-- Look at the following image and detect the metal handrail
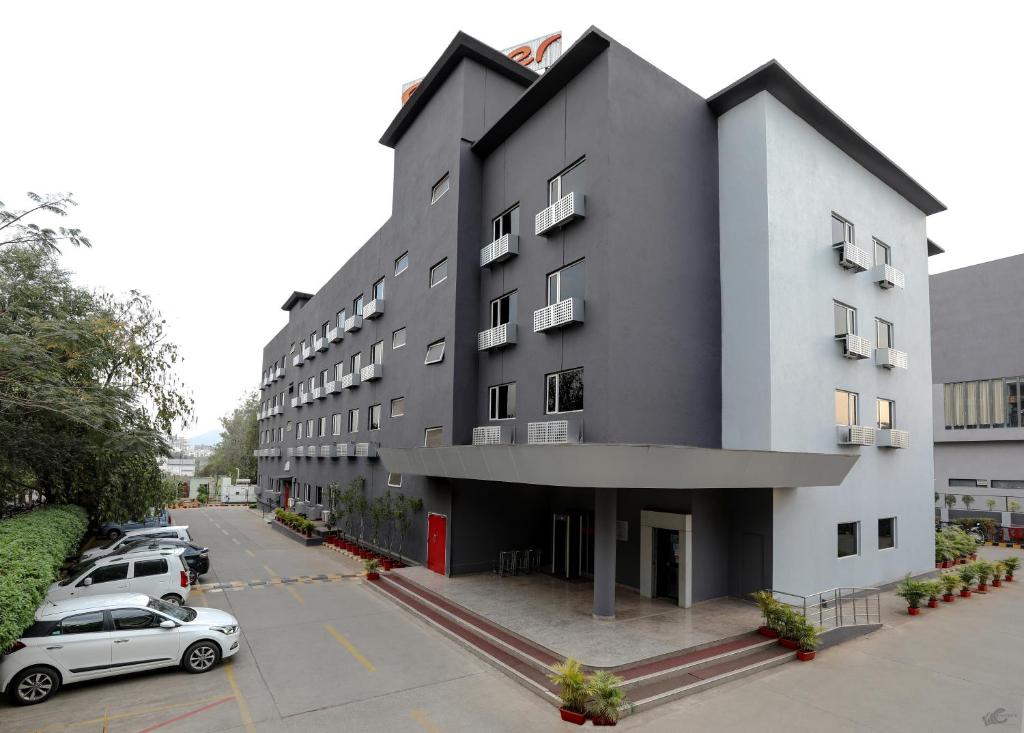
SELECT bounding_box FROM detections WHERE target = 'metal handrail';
[770,586,881,630]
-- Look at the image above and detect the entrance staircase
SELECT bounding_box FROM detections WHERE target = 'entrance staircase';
[366,572,818,715]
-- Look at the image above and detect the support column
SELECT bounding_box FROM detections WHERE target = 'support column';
[593,486,617,620]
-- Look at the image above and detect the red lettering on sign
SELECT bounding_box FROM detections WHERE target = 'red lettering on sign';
[507,46,533,66]
[402,82,420,104]
[535,33,561,64]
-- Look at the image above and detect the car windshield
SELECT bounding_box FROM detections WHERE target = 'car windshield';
[59,559,97,585]
[147,597,197,622]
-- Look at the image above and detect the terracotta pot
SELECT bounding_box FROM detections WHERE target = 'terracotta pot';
[960,589,972,598]
[993,579,1002,587]
[942,561,951,568]
[382,559,393,571]
[927,599,939,609]
[978,583,988,592]
[592,715,617,726]
[942,593,955,603]
[366,571,380,581]
[758,626,779,639]
[558,709,586,725]
[796,650,816,662]
[779,638,799,650]
[1006,575,1014,582]
[907,606,920,616]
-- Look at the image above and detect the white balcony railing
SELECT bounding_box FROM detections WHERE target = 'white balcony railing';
[275,366,285,380]
[837,425,876,446]
[527,418,581,445]
[344,315,363,333]
[838,333,872,360]
[472,424,514,445]
[534,298,584,333]
[314,336,328,353]
[305,445,317,458]
[354,442,378,458]
[875,347,908,370]
[870,263,905,290]
[327,326,343,344]
[341,372,360,389]
[360,363,382,382]
[834,242,871,272]
[319,445,331,458]
[363,299,384,319]
[877,429,910,449]
[328,443,346,458]
[535,192,585,236]
[480,233,519,267]
[272,405,283,416]
[478,323,517,351]
[312,387,324,400]
[302,344,312,361]
[292,446,303,459]
[269,447,281,457]
[324,380,341,395]
[292,353,303,368]
[290,396,299,409]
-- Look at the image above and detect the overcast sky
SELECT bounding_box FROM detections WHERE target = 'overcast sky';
[3,2,1020,437]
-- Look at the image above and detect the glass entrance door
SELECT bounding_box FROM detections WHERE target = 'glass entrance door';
[655,528,680,600]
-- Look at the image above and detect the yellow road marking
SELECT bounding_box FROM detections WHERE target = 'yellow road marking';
[190,587,207,607]
[410,709,446,733]
[285,585,305,604]
[33,696,228,732]
[245,549,256,557]
[324,623,376,672]
[225,662,256,733]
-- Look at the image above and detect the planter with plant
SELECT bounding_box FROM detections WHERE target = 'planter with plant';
[896,574,928,615]
[992,561,1005,587]
[939,572,959,602]
[777,606,802,649]
[1002,556,1019,581]
[922,579,943,609]
[585,671,632,726]
[549,658,588,725]
[956,563,977,597]
[751,590,782,638]
[974,560,993,591]
[363,557,381,581]
[792,616,821,661]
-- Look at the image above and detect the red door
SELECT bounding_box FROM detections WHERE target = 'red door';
[282,480,291,509]
[427,513,447,575]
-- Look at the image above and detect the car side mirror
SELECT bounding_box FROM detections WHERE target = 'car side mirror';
[82,577,93,586]
[159,619,176,629]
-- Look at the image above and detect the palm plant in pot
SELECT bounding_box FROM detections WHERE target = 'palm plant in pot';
[939,572,959,602]
[956,563,977,597]
[584,670,632,726]
[1002,556,1020,581]
[549,658,587,724]
[777,606,802,649]
[895,574,928,615]
[992,561,1005,587]
[974,560,994,591]
[922,579,943,608]
[751,590,782,638]
[363,557,381,581]
[792,616,821,661]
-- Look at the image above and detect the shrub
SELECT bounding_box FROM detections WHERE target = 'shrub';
[585,670,632,723]
[1002,556,1020,576]
[954,517,997,542]
[789,615,821,652]
[750,590,782,630]
[549,657,587,714]
[895,574,929,609]
[0,505,88,651]
[363,557,381,573]
[941,526,975,559]
[776,605,804,640]
[939,572,959,596]
[974,560,994,585]
[956,563,978,590]
[921,579,943,602]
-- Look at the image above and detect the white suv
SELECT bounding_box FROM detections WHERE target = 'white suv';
[80,526,192,562]
[47,548,191,605]
[1,593,241,705]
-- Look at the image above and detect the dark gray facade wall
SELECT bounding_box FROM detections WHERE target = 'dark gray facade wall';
[930,253,1024,383]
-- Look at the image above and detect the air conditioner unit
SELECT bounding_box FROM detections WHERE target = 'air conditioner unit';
[321,510,331,523]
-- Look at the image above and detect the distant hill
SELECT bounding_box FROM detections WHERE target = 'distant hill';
[190,429,222,447]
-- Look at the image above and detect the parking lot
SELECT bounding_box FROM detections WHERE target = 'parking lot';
[1,507,565,732]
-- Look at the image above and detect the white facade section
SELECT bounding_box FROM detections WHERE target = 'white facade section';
[719,92,934,596]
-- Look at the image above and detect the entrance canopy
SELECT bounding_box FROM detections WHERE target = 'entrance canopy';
[379,443,857,489]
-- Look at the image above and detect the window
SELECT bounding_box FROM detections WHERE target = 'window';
[372,278,385,301]
[111,608,158,630]
[337,309,347,329]
[992,479,1024,490]
[334,362,344,381]
[368,404,382,430]
[305,484,311,502]
[84,563,128,586]
[876,398,894,430]
[288,382,294,394]
[307,376,314,392]
[316,486,323,506]
[425,339,446,364]
[1008,378,1020,427]
[835,389,858,426]
[875,318,893,349]
[546,368,583,414]
[873,239,891,266]
[392,327,406,349]
[395,252,409,276]
[289,342,296,354]
[388,472,403,488]
[831,213,854,246]
[353,295,364,317]
[332,413,342,435]
[430,173,450,204]
[489,383,516,420]
[490,291,517,328]
[429,259,448,287]
[350,352,362,374]
[133,559,168,578]
[838,522,860,558]
[306,418,313,436]
[948,478,980,488]
[319,416,327,437]
[321,321,330,339]
[548,158,584,205]
[309,331,317,348]
[370,341,384,365]
[319,368,328,388]
[60,612,105,635]
[833,301,856,337]
[297,422,304,440]
[390,397,405,418]
[424,426,443,448]
[492,205,520,240]
[348,409,359,433]
[878,517,896,550]
[547,260,585,305]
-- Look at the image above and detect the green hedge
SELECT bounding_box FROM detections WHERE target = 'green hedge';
[0,505,88,651]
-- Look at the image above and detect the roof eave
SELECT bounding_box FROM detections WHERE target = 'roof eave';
[281,291,313,311]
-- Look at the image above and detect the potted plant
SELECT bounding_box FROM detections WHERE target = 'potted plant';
[549,658,587,725]
[956,563,977,597]
[381,557,394,571]
[939,572,959,602]
[1010,500,1021,514]
[922,579,943,608]
[751,590,781,638]
[895,574,928,615]
[793,617,821,661]
[1002,556,1020,581]
[584,670,632,726]
[364,557,381,581]
[975,560,993,591]
[992,561,1005,587]
[777,607,802,649]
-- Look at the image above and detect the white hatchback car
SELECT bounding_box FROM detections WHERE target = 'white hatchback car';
[79,526,192,562]
[47,548,192,606]
[0,593,241,705]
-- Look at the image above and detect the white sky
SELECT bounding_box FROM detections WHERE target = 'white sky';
[3,1,1020,436]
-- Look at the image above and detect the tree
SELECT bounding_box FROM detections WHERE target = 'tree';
[201,393,258,481]
[962,494,975,511]
[944,494,957,510]
[1,193,92,254]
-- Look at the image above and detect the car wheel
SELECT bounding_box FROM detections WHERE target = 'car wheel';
[107,529,123,541]
[8,666,60,705]
[161,594,183,606]
[188,569,198,586]
[182,641,221,673]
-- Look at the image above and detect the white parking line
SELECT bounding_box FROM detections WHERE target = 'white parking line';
[232,538,240,545]
[222,529,229,536]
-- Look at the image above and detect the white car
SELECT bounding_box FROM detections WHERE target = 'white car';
[1,593,241,705]
[79,526,192,562]
[47,548,191,606]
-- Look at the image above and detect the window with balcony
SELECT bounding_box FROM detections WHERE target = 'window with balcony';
[290,342,296,354]
[491,291,517,328]
[318,416,327,437]
[370,341,384,365]
[546,368,583,414]
[388,472,403,488]
[391,396,405,417]
[392,327,406,349]
[353,295,363,317]
[319,369,328,388]
[306,418,313,436]
[876,398,894,430]
[493,205,520,240]
[831,213,854,247]
[548,259,585,305]
[838,521,860,558]
[288,382,294,394]
[873,239,891,266]
[424,426,443,447]
[548,158,584,205]
[316,486,323,506]
[307,376,314,392]
[350,352,362,374]
[337,309,347,329]
[430,259,448,287]
[348,408,359,433]
[332,413,342,435]
[373,277,385,301]
[875,318,893,348]
[334,362,344,381]
[878,517,896,550]
[309,331,317,348]
[321,321,330,339]
[368,404,382,431]
[833,301,856,337]
[425,339,445,364]
[430,173,450,204]
[297,422,304,440]
[395,252,409,276]
[835,389,858,426]
[489,383,516,420]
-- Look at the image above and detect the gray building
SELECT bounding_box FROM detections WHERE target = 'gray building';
[931,254,1024,530]
[255,28,943,617]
